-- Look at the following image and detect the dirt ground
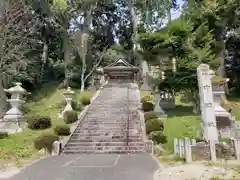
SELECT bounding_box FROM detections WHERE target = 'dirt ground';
[154,160,240,180]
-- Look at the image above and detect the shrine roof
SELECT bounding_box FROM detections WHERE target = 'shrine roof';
[104,58,137,68]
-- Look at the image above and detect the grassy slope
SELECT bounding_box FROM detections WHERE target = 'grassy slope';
[0,82,93,167]
[225,95,240,120]
[140,91,201,151]
[164,96,201,150]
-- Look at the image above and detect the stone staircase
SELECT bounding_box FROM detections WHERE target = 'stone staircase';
[62,82,145,154]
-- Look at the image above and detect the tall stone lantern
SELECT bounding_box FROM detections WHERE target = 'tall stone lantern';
[96,66,105,87]
[61,87,74,117]
[1,82,29,133]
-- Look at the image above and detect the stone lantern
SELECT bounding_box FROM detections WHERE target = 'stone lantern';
[61,87,74,117]
[1,82,29,133]
[154,88,167,118]
[96,66,105,86]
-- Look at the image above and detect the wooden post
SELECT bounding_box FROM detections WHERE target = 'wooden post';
[179,139,184,157]
[173,138,179,155]
[184,137,192,163]
[232,139,240,160]
[209,140,217,161]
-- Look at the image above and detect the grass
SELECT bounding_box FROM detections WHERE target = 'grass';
[140,90,202,151]
[0,81,93,167]
[224,94,240,120]
[164,104,201,150]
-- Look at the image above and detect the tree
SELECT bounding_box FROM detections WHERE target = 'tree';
[0,0,37,116]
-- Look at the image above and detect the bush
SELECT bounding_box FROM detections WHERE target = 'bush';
[72,100,83,111]
[63,111,78,124]
[142,101,154,112]
[54,125,71,136]
[57,100,82,111]
[0,132,8,139]
[145,118,164,134]
[80,95,91,106]
[149,131,167,144]
[34,133,59,153]
[27,116,52,130]
[144,111,158,122]
[141,95,154,103]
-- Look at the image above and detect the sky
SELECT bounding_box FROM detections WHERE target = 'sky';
[161,0,184,27]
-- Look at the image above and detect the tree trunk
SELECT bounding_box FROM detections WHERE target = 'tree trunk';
[63,30,70,88]
[129,0,138,65]
[0,81,7,118]
[41,42,48,80]
[192,90,201,114]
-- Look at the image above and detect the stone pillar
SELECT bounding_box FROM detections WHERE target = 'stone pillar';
[1,82,29,133]
[197,64,218,142]
[184,137,192,163]
[61,87,74,116]
[172,57,177,73]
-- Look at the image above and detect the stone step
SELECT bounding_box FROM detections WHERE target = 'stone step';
[63,149,145,154]
[69,137,143,142]
[74,129,141,133]
[70,136,142,140]
[64,146,145,151]
[67,142,144,146]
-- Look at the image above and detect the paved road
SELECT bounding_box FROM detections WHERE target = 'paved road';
[5,153,159,180]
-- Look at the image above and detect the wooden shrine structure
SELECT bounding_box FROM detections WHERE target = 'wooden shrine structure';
[103,58,141,81]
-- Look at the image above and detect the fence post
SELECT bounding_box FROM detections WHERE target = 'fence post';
[232,139,240,160]
[184,137,192,163]
[179,139,184,157]
[173,138,179,155]
[191,139,196,146]
[209,140,217,161]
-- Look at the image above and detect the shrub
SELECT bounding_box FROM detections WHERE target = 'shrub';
[80,95,91,106]
[144,111,158,122]
[149,131,167,144]
[141,95,154,103]
[142,101,154,112]
[57,100,82,111]
[54,125,71,136]
[27,116,52,130]
[72,100,83,111]
[34,133,59,153]
[63,111,78,124]
[145,118,164,134]
[0,132,8,139]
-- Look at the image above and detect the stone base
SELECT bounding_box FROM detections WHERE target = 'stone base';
[144,140,154,154]
[159,101,175,109]
[0,120,24,134]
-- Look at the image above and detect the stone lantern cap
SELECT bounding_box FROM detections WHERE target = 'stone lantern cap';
[4,82,29,95]
[63,87,74,96]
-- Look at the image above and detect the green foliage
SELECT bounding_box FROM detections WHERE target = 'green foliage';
[149,131,167,144]
[80,95,91,106]
[141,95,154,103]
[142,101,155,112]
[58,100,82,111]
[27,116,52,130]
[54,125,71,136]
[0,132,8,139]
[145,118,164,134]
[63,111,78,124]
[34,133,59,153]
[144,111,159,122]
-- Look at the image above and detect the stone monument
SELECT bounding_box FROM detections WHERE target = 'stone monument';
[61,87,74,117]
[154,90,167,118]
[197,64,218,142]
[0,82,29,133]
